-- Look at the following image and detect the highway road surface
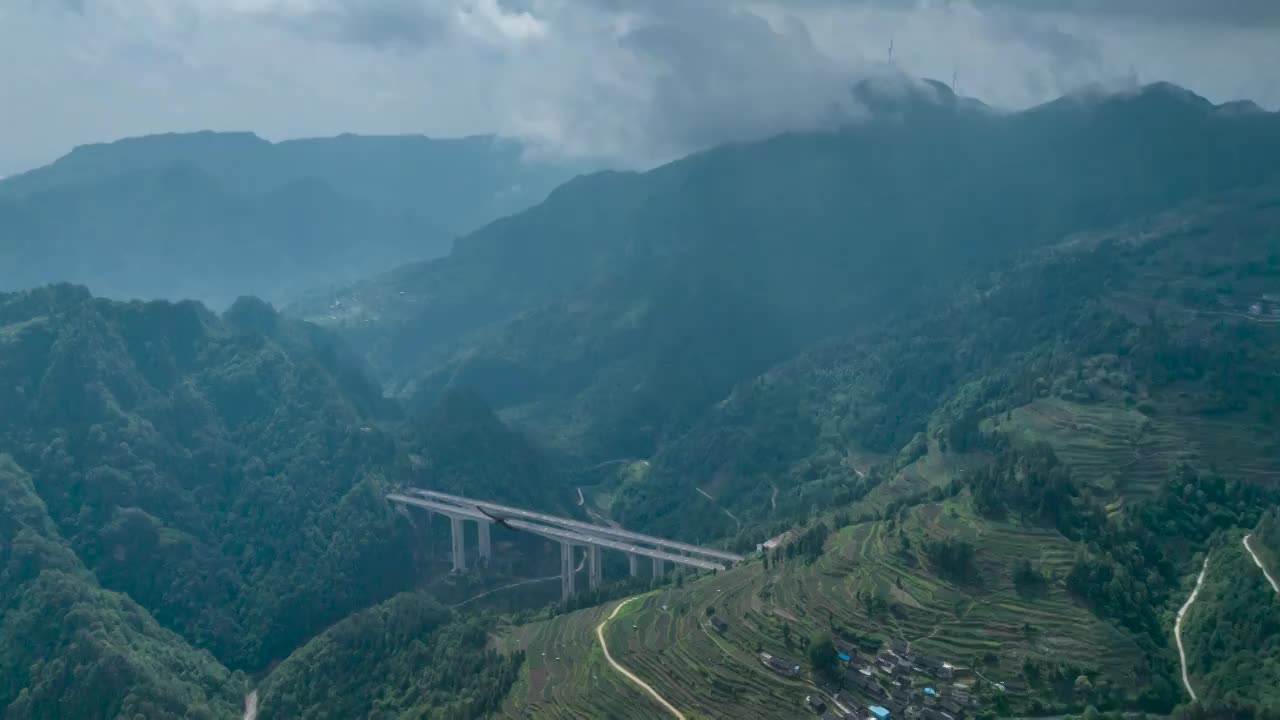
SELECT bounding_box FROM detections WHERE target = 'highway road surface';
[411,489,744,563]
[387,493,728,572]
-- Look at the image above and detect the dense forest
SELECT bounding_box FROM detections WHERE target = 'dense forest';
[0,455,242,719]
[259,592,522,719]
[0,285,571,717]
[1180,533,1280,712]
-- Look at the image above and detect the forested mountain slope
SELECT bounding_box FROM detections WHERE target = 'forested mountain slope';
[0,285,571,682]
[492,186,1280,719]
[0,455,242,719]
[616,186,1280,542]
[0,132,582,308]
[298,82,1280,465]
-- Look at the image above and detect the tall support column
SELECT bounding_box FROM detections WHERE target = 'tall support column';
[629,554,640,577]
[560,542,576,601]
[588,545,603,591]
[450,515,466,572]
[477,520,491,563]
[652,556,665,580]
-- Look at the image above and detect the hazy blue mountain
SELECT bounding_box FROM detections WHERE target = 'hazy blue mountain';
[296,81,1280,461]
[0,132,586,308]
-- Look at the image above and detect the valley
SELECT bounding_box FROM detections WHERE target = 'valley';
[3,77,1280,720]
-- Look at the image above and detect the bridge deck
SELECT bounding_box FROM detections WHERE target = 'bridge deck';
[409,488,745,563]
[386,493,726,572]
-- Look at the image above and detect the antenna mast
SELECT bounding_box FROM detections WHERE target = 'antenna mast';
[888,39,894,63]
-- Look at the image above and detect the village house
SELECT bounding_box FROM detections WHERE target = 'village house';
[709,615,729,633]
[761,652,800,677]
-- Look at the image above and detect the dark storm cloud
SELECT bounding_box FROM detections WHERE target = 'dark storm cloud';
[605,4,865,156]
[262,0,452,49]
[788,0,1280,25]
[988,0,1280,25]
[2,0,1278,177]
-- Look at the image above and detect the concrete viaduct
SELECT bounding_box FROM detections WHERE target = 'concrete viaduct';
[387,489,744,601]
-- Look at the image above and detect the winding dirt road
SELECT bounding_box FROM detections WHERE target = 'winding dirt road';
[1175,556,1209,701]
[596,597,685,720]
[242,690,258,720]
[1243,534,1280,594]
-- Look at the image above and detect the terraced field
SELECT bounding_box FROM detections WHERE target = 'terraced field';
[996,396,1280,502]
[495,492,1147,718]
[495,603,654,720]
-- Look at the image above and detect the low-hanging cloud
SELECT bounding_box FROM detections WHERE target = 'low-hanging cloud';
[1,0,1277,177]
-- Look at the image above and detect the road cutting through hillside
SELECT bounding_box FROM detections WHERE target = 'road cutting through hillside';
[1243,534,1280,594]
[1175,556,1209,701]
[597,597,685,720]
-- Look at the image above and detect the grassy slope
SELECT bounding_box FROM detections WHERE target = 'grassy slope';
[495,489,1144,719]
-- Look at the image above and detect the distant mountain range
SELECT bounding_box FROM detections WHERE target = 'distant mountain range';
[5,78,1280,718]
[294,80,1280,462]
[0,131,586,308]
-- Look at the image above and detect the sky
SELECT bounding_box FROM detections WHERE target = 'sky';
[1,0,1278,176]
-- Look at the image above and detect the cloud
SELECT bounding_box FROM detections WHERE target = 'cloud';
[1,0,1278,177]
[787,0,1280,26]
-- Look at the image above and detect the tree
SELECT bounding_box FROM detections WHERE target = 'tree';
[808,632,838,678]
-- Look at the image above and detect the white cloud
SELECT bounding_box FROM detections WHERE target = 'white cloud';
[1,0,1277,176]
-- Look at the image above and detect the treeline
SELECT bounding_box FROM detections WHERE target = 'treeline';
[259,592,523,720]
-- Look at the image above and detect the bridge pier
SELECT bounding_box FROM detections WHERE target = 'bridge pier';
[450,515,466,571]
[588,545,602,591]
[652,556,665,580]
[560,541,576,601]
[629,553,640,577]
[478,520,491,563]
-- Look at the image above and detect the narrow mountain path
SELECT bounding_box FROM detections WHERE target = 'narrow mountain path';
[242,690,258,720]
[1243,534,1280,594]
[596,597,685,720]
[1175,556,1210,701]
[695,488,742,530]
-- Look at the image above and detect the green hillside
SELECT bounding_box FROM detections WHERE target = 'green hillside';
[0,285,572,679]
[481,181,1280,718]
[1180,531,1280,713]
[299,82,1280,470]
[0,455,243,719]
[258,592,522,720]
